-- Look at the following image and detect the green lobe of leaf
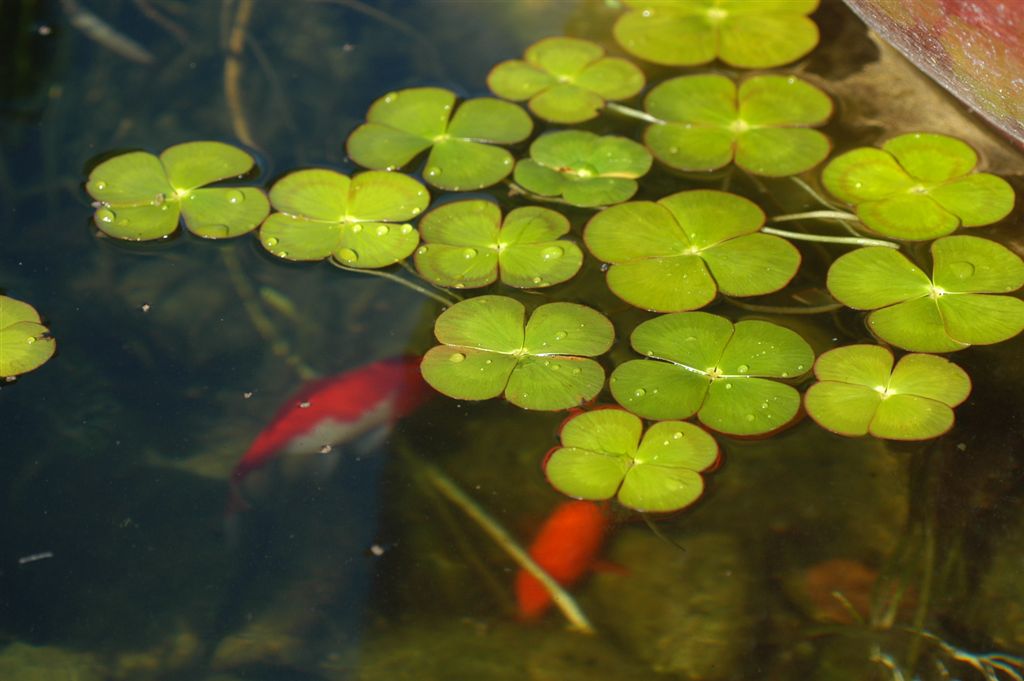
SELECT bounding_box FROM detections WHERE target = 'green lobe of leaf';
[487,60,553,100]
[888,353,971,406]
[718,14,819,68]
[718,320,812,377]
[346,122,433,170]
[822,148,914,203]
[180,187,269,239]
[735,127,829,177]
[160,141,256,191]
[827,247,931,309]
[938,294,1024,346]
[618,465,705,513]
[882,133,977,183]
[524,303,613,356]
[425,138,515,191]
[87,152,172,204]
[269,169,351,220]
[857,194,959,240]
[870,394,954,440]
[701,378,801,436]
[421,346,516,401]
[867,298,967,353]
[505,356,605,410]
[931,235,1024,293]
[804,382,880,437]
[94,202,180,241]
[545,447,632,500]
[927,174,1014,227]
[447,98,532,143]
[0,296,56,377]
[434,295,525,353]
[700,233,800,297]
[610,360,710,421]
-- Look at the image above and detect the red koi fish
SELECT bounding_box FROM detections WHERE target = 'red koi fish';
[515,500,610,620]
[228,356,433,513]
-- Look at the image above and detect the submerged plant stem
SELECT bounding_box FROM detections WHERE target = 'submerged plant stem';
[420,461,596,634]
[605,102,665,125]
[789,176,845,211]
[772,209,861,223]
[224,0,257,148]
[221,248,320,381]
[329,259,458,307]
[762,226,900,249]
[723,296,844,315]
[505,180,577,207]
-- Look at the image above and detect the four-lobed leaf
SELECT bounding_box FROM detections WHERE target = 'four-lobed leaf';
[644,74,832,176]
[822,133,1015,240]
[584,190,800,312]
[514,130,653,207]
[544,408,719,512]
[487,36,645,124]
[86,141,269,241]
[259,169,428,268]
[611,312,814,436]
[346,87,532,191]
[827,236,1024,352]
[614,0,820,68]
[1,295,56,377]
[421,295,614,410]
[414,200,583,288]
[804,345,971,440]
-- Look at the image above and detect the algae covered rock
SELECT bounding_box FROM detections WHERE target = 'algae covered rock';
[351,619,651,681]
[589,530,757,680]
[0,642,104,681]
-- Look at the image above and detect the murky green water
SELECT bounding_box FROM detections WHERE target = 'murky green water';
[2,1,1024,680]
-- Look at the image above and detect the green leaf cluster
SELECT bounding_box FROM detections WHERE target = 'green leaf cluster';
[86,141,269,241]
[545,408,719,512]
[0,295,56,377]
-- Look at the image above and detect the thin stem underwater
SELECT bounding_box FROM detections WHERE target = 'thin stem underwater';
[328,259,460,307]
[772,209,861,223]
[762,226,900,249]
[419,460,596,634]
[604,101,665,125]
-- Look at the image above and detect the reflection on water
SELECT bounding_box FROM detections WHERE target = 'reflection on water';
[1,1,1023,680]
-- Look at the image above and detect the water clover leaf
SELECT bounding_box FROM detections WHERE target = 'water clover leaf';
[544,408,719,512]
[259,169,428,268]
[513,131,653,207]
[420,295,614,411]
[85,141,270,241]
[827,236,1024,352]
[1,295,56,377]
[613,0,820,68]
[414,200,583,288]
[345,87,532,191]
[610,312,813,436]
[821,133,1015,240]
[804,345,971,440]
[644,74,832,176]
[487,36,645,124]
[584,190,800,312]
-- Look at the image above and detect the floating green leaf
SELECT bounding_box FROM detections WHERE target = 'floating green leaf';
[487,36,645,124]
[1,295,56,377]
[644,74,831,176]
[85,141,269,241]
[345,87,532,191]
[513,130,652,207]
[584,190,800,312]
[414,200,583,288]
[610,312,813,436]
[828,236,1024,352]
[613,0,820,68]
[420,295,614,411]
[804,345,971,440]
[544,408,719,512]
[259,169,428,268]
[821,133,1015,240]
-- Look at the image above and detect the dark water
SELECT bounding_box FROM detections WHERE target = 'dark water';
[2,1,1024,680]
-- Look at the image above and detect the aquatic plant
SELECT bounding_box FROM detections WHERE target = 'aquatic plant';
[414,200,583,289]
[544,407,719,512]
[258,169,428,268]
[86,141,269,240]
[513,131,652,207]
[420,295,614,411]
[827,235,1024,352]
[487,37,645,124]
[345,87,533,191]
[610,312,813,436]
[613,0,820,68]
[643,74,832,176]
[584,190,800,312]
[0,295,56,377]
[804,345,971,440]
[821,132,1015,240]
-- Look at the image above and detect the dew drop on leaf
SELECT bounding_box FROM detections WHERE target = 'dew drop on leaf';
[554,330,567,340]
[948,261,975,279]
[425,166,442,179]
[226,189,245,204]
[376,225,390,236]
[95,181,107,190]
[338,248,359,263]
[462,247,477,259]
[400,224,413,234]
[449,352,466,363]
[634,388,646,398]
[745,414,755,422]
[737,364,749,374]
[541,246,564,260]
[672,431,683,439]
[417,246,429,255]
[351,224,363,234]
[96,208,116,224]
[265,237,279,247]
[26,336,35,345]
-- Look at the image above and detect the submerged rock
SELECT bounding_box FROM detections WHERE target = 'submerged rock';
[348,618,651,681]
[0,642,104,681]
[588,530,757,680]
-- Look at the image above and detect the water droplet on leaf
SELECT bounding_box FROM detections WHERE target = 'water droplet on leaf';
[351,224,363,234]
[737,364,749,374]
[633,388,646,398]
[95,181,107,191]
[425,166,442,178]
[554,330,567,340]
[948,261,975,279]
[541,245,563,260]
[376,225,390,236]
[449,352,466,363]
[462,247,477,259]
[400,224,413,234]
[226,189,245,204]
[338,248,359,262]
[96,208,116,224]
